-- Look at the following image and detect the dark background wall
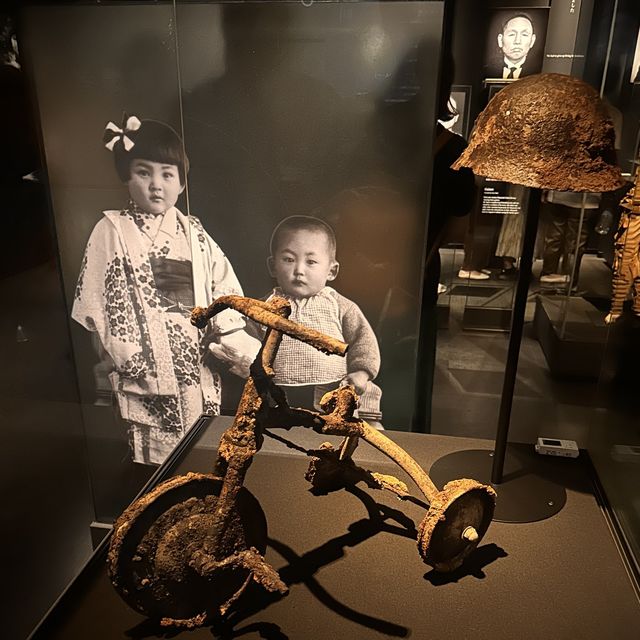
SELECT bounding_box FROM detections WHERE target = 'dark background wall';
[1,6,94,638]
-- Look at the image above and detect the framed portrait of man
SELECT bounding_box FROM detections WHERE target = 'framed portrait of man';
[483,8,549,81]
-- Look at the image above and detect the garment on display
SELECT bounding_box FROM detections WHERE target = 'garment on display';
[606,164,640,324]
[539,190,601,287]
[107,296,496,628]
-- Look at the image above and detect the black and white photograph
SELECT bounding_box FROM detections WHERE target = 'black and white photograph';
[483,7,549,80]
[23,0,444,507]
[261,215,383,426]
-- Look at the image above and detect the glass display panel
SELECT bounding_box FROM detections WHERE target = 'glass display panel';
[16,1,444,634]
[21,0,444,557]
[525,0,640,568]
[23,1,185,521]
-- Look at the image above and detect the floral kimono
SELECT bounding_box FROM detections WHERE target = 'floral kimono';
[72,203,247,464]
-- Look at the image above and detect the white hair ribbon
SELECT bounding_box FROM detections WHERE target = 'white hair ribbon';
[103,115,141,152]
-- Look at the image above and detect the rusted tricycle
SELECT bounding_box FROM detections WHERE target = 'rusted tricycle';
[108,295,496,628]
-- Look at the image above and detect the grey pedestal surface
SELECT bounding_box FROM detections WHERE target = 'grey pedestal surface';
[30,416,640,639]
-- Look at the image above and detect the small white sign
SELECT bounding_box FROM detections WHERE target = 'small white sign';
[535,437,579,458]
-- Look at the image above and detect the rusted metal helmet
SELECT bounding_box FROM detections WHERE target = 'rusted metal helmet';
[452,73,625,192]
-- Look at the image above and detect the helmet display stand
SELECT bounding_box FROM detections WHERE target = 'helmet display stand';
[429,74,625,523]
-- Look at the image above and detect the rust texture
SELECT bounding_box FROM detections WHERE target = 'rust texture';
[453,73,625,192]
[304,441,410,497]
[108,295,496,629]
[192,294,348,356]
[107,473,268,628]
[417,479,497,572]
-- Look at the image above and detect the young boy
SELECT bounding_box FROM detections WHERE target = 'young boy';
[266,215,383,425]
[72,115,259,464]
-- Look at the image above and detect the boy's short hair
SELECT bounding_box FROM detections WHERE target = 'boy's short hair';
[270,215,337,259]
[113,119,189,185]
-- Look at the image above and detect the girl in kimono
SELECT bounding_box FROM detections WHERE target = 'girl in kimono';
[72,116,259,465]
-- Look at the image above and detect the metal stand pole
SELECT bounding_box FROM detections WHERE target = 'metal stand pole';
[431,188,566,522]
[491,188,542,484]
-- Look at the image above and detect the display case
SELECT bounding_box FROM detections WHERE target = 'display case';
[21,0,444,518]
[7,2,446,637]
[5,1,640,638]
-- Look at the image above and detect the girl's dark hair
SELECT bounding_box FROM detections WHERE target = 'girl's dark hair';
[112,119,189,185]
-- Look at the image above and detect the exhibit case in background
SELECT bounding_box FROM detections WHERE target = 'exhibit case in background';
[2,0,640,638]
[431,0,640,578]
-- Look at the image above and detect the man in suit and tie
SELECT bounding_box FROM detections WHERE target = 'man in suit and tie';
[496,13,536,80]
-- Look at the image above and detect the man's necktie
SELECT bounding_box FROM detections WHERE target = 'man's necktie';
[506,66,518,79]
